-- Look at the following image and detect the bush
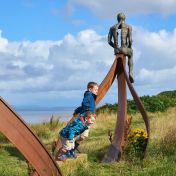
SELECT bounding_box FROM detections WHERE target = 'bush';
[96,90,176,114]
[124,128,148,158]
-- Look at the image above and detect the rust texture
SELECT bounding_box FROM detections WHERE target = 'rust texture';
[122,61,150,159]
[0,97,62,176]
[95,57,118,104]
[96,54,150,163]
[113,56,127,149]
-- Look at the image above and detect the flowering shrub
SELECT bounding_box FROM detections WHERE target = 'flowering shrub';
[125,128,148,157]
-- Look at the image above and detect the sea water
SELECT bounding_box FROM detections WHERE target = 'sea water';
[15,107,75,124]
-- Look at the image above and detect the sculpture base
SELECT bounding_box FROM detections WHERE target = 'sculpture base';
[101,144,121,163]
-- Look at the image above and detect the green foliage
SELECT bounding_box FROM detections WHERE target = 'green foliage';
[0,108,176,175]
[31,124,52,139]
[0,144,28,176]
[31,117,64,139]
[125,128,148,158]
[0,91,176,176]
[0,133,9,143]
[96,90,176,114]
[96,103,118,114]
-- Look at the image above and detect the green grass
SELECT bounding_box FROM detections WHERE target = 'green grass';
[68,107,176,176]
[0,143,29,176]
[0,118,66,176]
[0,106,176,176]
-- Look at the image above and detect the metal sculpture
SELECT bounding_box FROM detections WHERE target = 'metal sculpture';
[96,54,150,163]
[95,13,150,163]
[0,13,149,173]
[0,97,62,176]
[108,12,134,83]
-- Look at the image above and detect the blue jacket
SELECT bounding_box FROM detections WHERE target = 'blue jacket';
[74,91,96,114]
[60,115,88,140]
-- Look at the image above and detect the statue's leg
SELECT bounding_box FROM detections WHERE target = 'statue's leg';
[118,47,134,83]
[128,54,134,83]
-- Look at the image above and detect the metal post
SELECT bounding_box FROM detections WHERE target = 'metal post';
[102,54,127,163]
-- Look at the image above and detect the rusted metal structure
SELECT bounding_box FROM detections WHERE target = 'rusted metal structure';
[0,97,62,176]
[0,54,150,174]
[53,54,150,164]
[96,54,150,163]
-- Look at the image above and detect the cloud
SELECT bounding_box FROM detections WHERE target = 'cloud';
[71,19,85,26]
[0,27,176,106]
[68,0,176,18]
[133,27,176,90]
[0,29,113,95]
[137,67,176,85]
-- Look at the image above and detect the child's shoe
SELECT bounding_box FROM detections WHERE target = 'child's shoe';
[56,148,69,161]
[57,154,67,161]
[69,142,79,158]
[65,150,72,158]
[70,150,77,158]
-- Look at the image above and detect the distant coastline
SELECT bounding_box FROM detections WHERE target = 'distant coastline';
[14,107,75,124]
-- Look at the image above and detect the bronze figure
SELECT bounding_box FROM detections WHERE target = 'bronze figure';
[108,13,134,83]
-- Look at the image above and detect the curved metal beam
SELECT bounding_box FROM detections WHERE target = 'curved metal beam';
[122,62,150,158]
[96,56,119,105]
[0,97,62,176]
[102,55,127,163]
[98,54,150,162]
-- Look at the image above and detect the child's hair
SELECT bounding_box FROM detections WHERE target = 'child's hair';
[87,82,98,89]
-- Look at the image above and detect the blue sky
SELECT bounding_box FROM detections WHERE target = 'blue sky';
[1,1,176,41]
[0,0,176,108]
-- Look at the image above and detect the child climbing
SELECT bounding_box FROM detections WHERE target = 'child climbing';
[57,112,96,161]
[73,81,99,116]
[70,81,98,154]
[53,81,98,160]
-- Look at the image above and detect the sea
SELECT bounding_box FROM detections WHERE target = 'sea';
[15,107,75,124]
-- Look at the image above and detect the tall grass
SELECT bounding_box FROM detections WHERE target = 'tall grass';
[62,107,176,176]
[30,117,65,143]
[0,107,175,175]
[0,117,66,176]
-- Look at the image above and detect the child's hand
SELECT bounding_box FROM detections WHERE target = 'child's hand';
[68,140,74,143]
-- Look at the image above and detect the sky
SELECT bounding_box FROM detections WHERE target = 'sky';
[0,0,176,108]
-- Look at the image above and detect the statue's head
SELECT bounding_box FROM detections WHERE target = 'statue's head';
[117,13,126,22]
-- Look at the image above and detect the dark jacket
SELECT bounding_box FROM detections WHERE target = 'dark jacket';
[60,115,88,140]
[74,91,96,114]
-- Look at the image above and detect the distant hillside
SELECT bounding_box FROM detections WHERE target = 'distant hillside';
[96,90,176,114]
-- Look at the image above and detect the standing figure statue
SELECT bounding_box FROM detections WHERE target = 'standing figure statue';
[108,12,134,83]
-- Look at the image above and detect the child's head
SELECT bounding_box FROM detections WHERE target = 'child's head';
[87,82,99,95]
[84,111,96,125]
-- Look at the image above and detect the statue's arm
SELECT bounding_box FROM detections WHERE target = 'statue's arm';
[128,26,132,48]
[108,27,115,48]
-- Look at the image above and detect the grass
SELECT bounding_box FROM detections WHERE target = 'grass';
[0,117,66,176]
[67,107,176,176]
[0,143,29,176]
[0,107,176,175]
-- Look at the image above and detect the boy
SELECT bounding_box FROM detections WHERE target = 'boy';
[73,81,99,115]
[71,82,98,152]
[57,112,96,161]
[53,82,98,159]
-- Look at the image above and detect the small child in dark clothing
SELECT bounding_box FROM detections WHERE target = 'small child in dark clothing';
[54,82,98,160]
[69,82,98,155]
[57,112,96,161]
[73,81,98,117]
